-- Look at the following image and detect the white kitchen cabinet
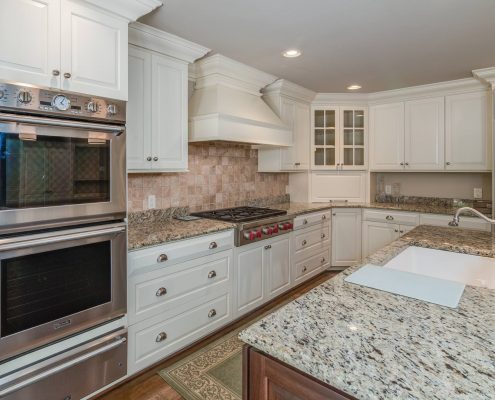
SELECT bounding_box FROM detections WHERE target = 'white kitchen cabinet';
[361,221,414,257]
[0,0,61,88]
[445,91,490,171]
[404,97,445,170]
[331,209,362,267]
[265,236,291,299]
[369,102,405,170]
[310,171,367,203]
[0,0,128,100]
[127,46,188,171]
[312,106,367,170]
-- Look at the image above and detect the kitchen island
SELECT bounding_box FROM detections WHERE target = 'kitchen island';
[239,225,495,399]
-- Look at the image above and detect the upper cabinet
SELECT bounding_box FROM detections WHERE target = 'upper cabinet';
[258,80,315,172]
[445,91,490,171]
[311,106,368,170]
[370,90,490,172]
[127,23,209,172]
[0,0,129,100]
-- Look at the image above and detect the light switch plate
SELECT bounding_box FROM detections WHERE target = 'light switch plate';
[385,184,392,195]
[474,188,482,199]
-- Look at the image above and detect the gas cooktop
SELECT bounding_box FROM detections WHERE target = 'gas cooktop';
[191,206,287,223]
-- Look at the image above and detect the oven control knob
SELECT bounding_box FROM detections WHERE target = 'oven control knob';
[107,104,118,115]
[262,227,273,235]
[244,231,256,240]
[256,230,262,238]
[87,101,99,113]
[18,90,32,104]
[278,223,285,230]
[287,223,293,230]
[273,225,279,233]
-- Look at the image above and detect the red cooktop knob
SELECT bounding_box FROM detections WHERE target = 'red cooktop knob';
[273,225,279,233]
[244,231,255,240]
[287,223,293,230]
[256,230,262,238]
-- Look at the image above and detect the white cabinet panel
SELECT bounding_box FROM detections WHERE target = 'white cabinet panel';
[310,172,367,202]
[0,0,60,88]
[362,221,399,258]
[445,91,489,171]
[61,0,127,99]
[369,102,405,170]
[127,46,152,170]
[292,101,311,169]
[404,97,445,170]
[265,236,291,299]
[235,244,265,316]
[331,209,362,267]
[151,54,188,170]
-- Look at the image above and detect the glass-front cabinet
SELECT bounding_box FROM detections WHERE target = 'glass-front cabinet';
[312,106,367,170]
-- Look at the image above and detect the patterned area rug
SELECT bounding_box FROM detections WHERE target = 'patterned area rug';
[159,327,244,400]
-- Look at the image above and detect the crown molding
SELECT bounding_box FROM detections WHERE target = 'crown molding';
[129,22,210,63]
[473,67,495,88]
[263,79,316,103]
[313,92,369,106]
[84,0,163,22]
[193,54,278,96]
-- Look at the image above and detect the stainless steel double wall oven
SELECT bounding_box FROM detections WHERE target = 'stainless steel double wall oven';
[0,82,127,365]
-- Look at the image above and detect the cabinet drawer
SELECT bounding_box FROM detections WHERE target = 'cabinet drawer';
[362,209,419,226]
[420,213,491,232]
[128,294,231,374]
[293,210,331,230]
[294,248,330,281]
[129,250,232,324]
[129,230,234,275]
[294,224,330,252]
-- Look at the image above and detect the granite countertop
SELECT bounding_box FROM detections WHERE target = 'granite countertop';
[239,225,495,400]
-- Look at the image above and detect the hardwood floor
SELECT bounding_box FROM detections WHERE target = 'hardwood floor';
[97,271,337,400]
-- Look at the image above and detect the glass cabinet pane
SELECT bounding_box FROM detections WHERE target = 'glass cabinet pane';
[355,129,364,146]
[315,129,324,145]
[344,129,354,146]
[325,148,335,165]
[315,148,324,165]
[343,148,353,165]
[343,110,353,128]
[325,129,335,146]
[314,110,324,127]
[354,110,364,128]
[325,110,335,128]
[355,148,364,165]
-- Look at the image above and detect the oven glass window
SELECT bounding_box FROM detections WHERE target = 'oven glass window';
[0,133,110,208]
[1,241,111,337]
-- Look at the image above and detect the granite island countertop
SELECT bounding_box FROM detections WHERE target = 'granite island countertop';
[239,225,495,400]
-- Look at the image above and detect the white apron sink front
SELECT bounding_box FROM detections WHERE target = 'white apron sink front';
[383,246,495,289]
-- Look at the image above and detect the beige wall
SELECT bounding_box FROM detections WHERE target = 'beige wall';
[128,143,289,212]
[373,172,492,200]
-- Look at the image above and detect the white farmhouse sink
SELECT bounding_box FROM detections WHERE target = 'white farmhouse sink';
[383,246,495,289]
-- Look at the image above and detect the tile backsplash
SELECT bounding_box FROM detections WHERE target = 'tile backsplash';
[128,142,289,212]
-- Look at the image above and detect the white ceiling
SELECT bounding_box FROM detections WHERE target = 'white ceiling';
[140,0,495,93]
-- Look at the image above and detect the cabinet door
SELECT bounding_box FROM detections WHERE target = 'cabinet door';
[127,46,152,171]
[151,53,188,171]
[331,210,362,267]
[340,107,367,170]
[310,172,367,203]
[445,91,489,171]
[405,97,445,170]
[60,0,128,100]
[369,102,405,170]
[265,236,291,299]
[235,245,265,317]
[362,221,399,258]
[283,101,310,170]
[279,98,296,170]
[312,107,339,169]
[0,0,60,88]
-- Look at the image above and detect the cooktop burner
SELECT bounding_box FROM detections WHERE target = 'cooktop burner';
[191,206,287,223]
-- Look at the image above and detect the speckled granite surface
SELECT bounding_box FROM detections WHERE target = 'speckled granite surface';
[239,225,495,400]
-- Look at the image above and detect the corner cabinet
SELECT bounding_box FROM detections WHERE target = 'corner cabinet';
[0,0,128,100]
[311,106,367,170]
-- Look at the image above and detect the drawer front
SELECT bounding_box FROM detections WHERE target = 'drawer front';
[420,213,491,232]
[129,230,234,275]
[128,294,231,374]
[294,210,331,230]
[294,224,330,252]
[362,209,419,226]
[129,250,232,324]
[294,248,330,281]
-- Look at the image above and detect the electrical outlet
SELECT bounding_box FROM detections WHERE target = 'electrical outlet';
[473,188,482,199]
[385,184,392,195]
[147,195,156,209]
[285,185,290,194]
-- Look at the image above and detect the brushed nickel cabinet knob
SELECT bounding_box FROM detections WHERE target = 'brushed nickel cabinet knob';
[156,332,167,342]
[155,287,167,297]
[63,72,71,79]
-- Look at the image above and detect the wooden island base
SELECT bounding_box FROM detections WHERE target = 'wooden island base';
[242,345,356,400]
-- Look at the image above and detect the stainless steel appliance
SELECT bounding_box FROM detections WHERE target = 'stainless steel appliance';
[191,206,294,246]
[0,221,126,361]
[0,82,126,234]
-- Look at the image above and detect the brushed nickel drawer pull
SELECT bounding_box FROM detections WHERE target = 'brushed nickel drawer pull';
[302,266,307,272]
[321,257,326,264]
[208,270,217,279]
[385,215,394,221]
[157,254,168,263]
[155,287,167,297]
[209,241,218,249]
[303,219,308,225]
[294,162,301,166]
[321,233,326,239]
[264,244,272,250]
[322,215,326,220]
[301,240,307,246]
[156,332,167,342]
[208,309,217,318]
[394,229,399,233]
[446,161,451,166]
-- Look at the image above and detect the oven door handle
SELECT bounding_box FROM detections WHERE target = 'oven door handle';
[0,336,127,397]
[0,225,126,252]
[0,113,125,135]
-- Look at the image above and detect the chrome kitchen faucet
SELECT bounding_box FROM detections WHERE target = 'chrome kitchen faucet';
[449,207,495,226]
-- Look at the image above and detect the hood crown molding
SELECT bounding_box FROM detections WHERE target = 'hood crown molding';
[473,67,495,88]
[129,22,210,63]
[263,79,316,103]
[84,0,162,21]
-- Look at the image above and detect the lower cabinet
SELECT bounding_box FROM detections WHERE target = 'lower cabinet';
[331,209,362,267]
[362,221,413,257]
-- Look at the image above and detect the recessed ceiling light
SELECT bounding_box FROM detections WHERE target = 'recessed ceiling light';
[282,49,301,58]
[347,84,362,90]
